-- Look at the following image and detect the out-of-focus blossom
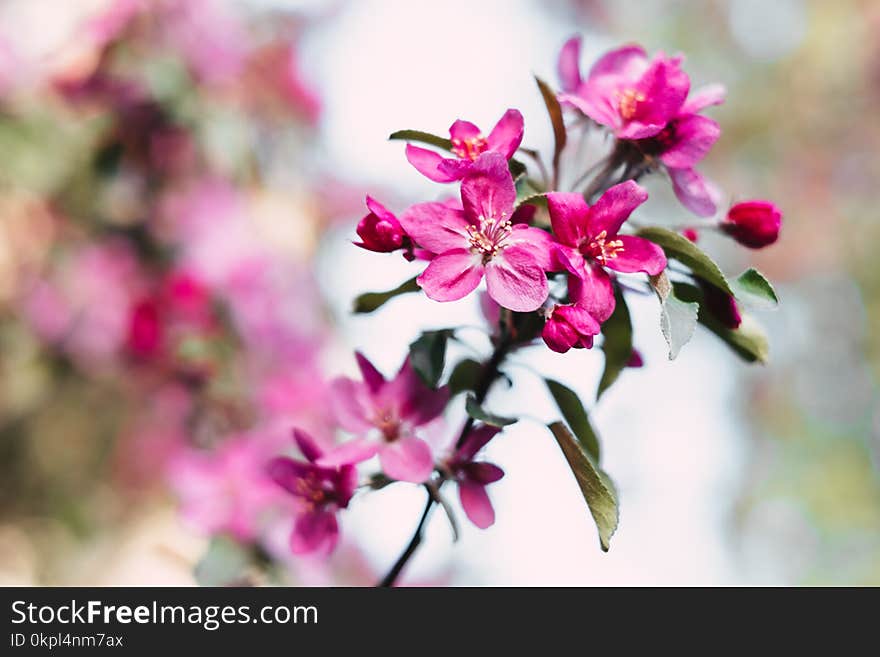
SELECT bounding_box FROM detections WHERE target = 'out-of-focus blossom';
[721,200,782,248]
[325,353,449,483]
[399,153,553,312]
[354,196,411,257]
[268,429,358,556]
[558,38,690,139]
[542,303,600,353]
[405,109,523,183]
[170,433,289,542]
[547,181,664,322]
[244,42,321,124]
[444,425,504,529]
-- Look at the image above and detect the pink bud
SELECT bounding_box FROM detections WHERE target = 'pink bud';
[354,196,407,254]
[541,304,599,354]
[681,228,699,243]
[721,200,781,249]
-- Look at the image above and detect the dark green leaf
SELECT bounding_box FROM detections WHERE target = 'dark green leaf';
[194,536,252,586]
[548,422,618,552]
[545,379,600,462]
[409,329,453,388]
[597,287,633,399]
[534,76,567,181]
[465,394,517,427]
[649,271,699,360]
[447,358,482,396]
[388,129,452,151]
[508,157,527,181]
[353,276,420,314]
[730,268,778,310]
[674,282,770,363]
[638,227,733,295]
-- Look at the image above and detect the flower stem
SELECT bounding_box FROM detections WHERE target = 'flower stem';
[376,334,513,587]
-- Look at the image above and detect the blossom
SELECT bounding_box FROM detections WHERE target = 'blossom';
[558,38,690,140]
[542,303,600,353]
[546,181,666,322]
[399,153,554,312]
[405,109,523,183]
[721,200,782,248]
[634,84,726,216]
[444,426,504,529]
[700,283,742,329]
[268,429,358,556]
[323,352,449,483]
[354,196,410,257]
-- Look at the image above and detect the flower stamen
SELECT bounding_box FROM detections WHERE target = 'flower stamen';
[617,88,646,120]
[451,135,489,161]
[586,230,625,265]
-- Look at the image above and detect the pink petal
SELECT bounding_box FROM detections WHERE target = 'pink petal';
[449,119,482,142]
[405,144,459,183]
[437,158,475,180]
[355,351,386,394]
[681,83,726,114]
[659,115,720,169]
[542,316,579,353]
[486,109,524,158]
[417,249,484,302]
[557,35,583,93]
[588,44,648,80]
[398,201,471,254]
[267,457,313,495]
[460,152,516,225]
[458,481,495,529]
[365,195,396,223]
[317,437,380,468]
[616,120,668,140]
[558,89,618,129]
[463,462,505,485]
[290,510,339,555]
[632,54,690,127]
[329,377,375,434]
[587,180,648,237]
[551,244,587,278]
[387,358,450,426]
[293,428,324,463]
[569,264,615,323]
[554,303,601,336]
[546,191,590,248]
[606,235,667,275]
[485,246,549,312]
[379,437,434,483]
[457,425,501,461]
[669,167,719,217]
[507,224,555,271]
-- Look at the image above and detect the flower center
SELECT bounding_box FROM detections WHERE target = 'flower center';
[451,135,489,161]
[584,230,624,265]
[293,473,329,508]
[617,88,646,121]
[467,214,513,263]
[373,408,402,442]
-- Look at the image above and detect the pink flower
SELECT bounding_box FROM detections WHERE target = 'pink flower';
[445,426,504,529]
[721,200,782,248]
[405,109,524,183]
[170,434,288,542]
[324,352,449,483]
[634,84,726,216]
[354,196,411,258]
[398,153,554,312]
[547,181,666,322]
[558,38,690,140]
[268,429,358,556]
[542,303,600,353]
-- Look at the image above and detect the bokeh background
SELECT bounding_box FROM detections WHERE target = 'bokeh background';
[0,0,877,586]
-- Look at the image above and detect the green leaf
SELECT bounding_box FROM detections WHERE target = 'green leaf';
[388,129,452,151]
[534,76,567,179]
[674,282,770,363]
[545,379,600,462]
[409,329,453,388]
[465,394,517,427]
[548,422,618,552]
[650,271,699,360]
[353,276,420,314]
[447,358,482,396]
[597,287,633,399]
[638,227,734,295]
[194,536,252,586]
[730,268,778,310]
[508,157,527,181]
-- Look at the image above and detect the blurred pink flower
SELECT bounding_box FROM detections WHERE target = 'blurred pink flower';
[324,352,449,483]
[268,429,358,556]
[170,432,288,542]
[558,38,690,140]
[405,109,523,183]
[445,426,504,529]
[547,182,665,322]
[399,153,554,312]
